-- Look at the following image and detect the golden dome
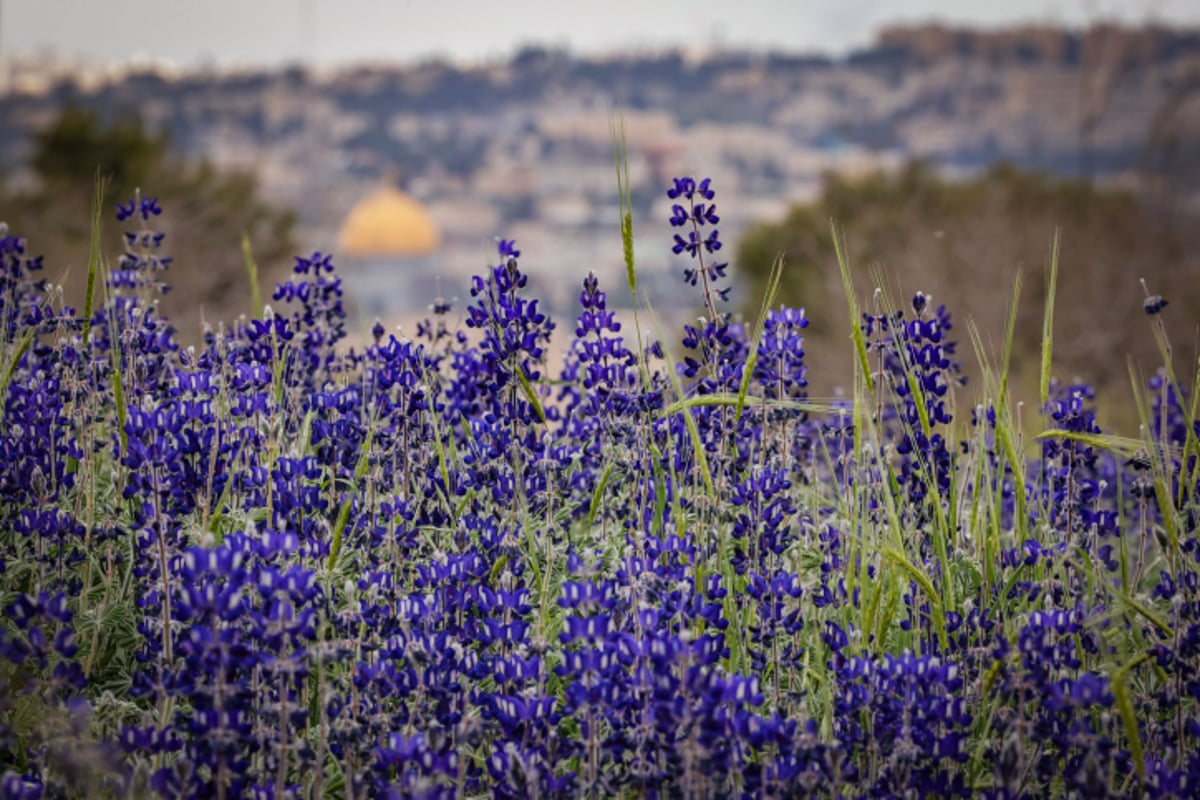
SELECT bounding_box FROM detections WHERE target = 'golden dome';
[337,185,440,257]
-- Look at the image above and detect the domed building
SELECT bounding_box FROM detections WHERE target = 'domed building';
[337,184,442,317]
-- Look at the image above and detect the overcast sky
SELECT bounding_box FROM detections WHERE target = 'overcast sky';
[2,0,1196,67]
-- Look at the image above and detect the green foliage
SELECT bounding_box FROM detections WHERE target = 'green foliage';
[3,107,296,339]
[32,108,169,189]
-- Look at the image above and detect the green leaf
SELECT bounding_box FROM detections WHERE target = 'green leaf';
[0,329,34,410]
[586,463,615,531]
[488,554,509,587]
[516,361,547,426]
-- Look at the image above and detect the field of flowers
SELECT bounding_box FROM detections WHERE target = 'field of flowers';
[0,171,1198,799]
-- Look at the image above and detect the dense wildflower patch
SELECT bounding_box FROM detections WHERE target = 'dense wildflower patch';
[0,179,1198,798]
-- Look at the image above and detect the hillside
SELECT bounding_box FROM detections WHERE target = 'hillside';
[1,24,1197,315]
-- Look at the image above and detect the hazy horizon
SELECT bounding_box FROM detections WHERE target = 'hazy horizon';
[3,0,1199,69]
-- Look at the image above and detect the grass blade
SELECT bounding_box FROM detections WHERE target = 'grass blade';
[327,426,374,575]
[428,388,454,510]
[646,299,715,498]
[610,113,636,299]
[734,253,786,426]
[80,173,106,347]
[999,269,1022,399]
[1039,230,1059,407]
[1118,591,1172,637]
[586,463,615,531]
[1034,429,1163,459]
[109,318,128,457]
[883,546,947,646]
[662,393,842,418]
[1112,652,1150,780]
[831,221,873,394]
[242,230,264,319]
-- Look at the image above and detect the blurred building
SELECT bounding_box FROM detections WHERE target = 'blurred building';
[336,183,442,316]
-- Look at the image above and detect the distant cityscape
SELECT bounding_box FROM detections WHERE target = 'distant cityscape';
[1,24,1198,314]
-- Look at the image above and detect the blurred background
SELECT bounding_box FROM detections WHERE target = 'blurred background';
[1,0,1198,417]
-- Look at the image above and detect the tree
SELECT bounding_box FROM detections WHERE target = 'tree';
[31,106,168,189]
[2,107,297,340]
